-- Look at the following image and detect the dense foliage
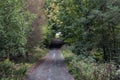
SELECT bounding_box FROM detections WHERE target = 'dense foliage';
[46,0,120,63]
[0,0,33,59]
[0,0,119,80]
[0,48,47,80]
[0,59,30,80]
[63,48,120,80]
[0,0,39,79]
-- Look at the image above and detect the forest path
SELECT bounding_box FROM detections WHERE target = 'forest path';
[25,49,74,80]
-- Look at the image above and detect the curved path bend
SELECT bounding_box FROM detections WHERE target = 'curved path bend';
[25,49,74,80]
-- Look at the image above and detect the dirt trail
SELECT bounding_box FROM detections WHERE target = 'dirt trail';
[25,49,74,80]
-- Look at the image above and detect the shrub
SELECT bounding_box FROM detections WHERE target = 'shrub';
[0,0,34,59]
[64,53,118,80]
[0,59,31,80]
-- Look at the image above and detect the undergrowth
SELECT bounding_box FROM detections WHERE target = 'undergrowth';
[62,46,120,80]
[0,47,48,80]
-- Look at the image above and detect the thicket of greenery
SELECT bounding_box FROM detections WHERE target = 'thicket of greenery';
[0,0,33,59]
[46,0,120,63]
[0,0,47,79]
[45,0,120,80]
[0,59,30,80]
[0,0,119,80]
[62,47,120,80]
[0,0,33,79]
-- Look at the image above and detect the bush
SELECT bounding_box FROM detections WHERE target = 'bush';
[0,59,31,80]
[0,47,47,80]
[66,55,118,80]
[63,48,119,80]
[0,0,34,59]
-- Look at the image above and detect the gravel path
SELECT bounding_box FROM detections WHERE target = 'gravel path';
[25,49,74,80]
